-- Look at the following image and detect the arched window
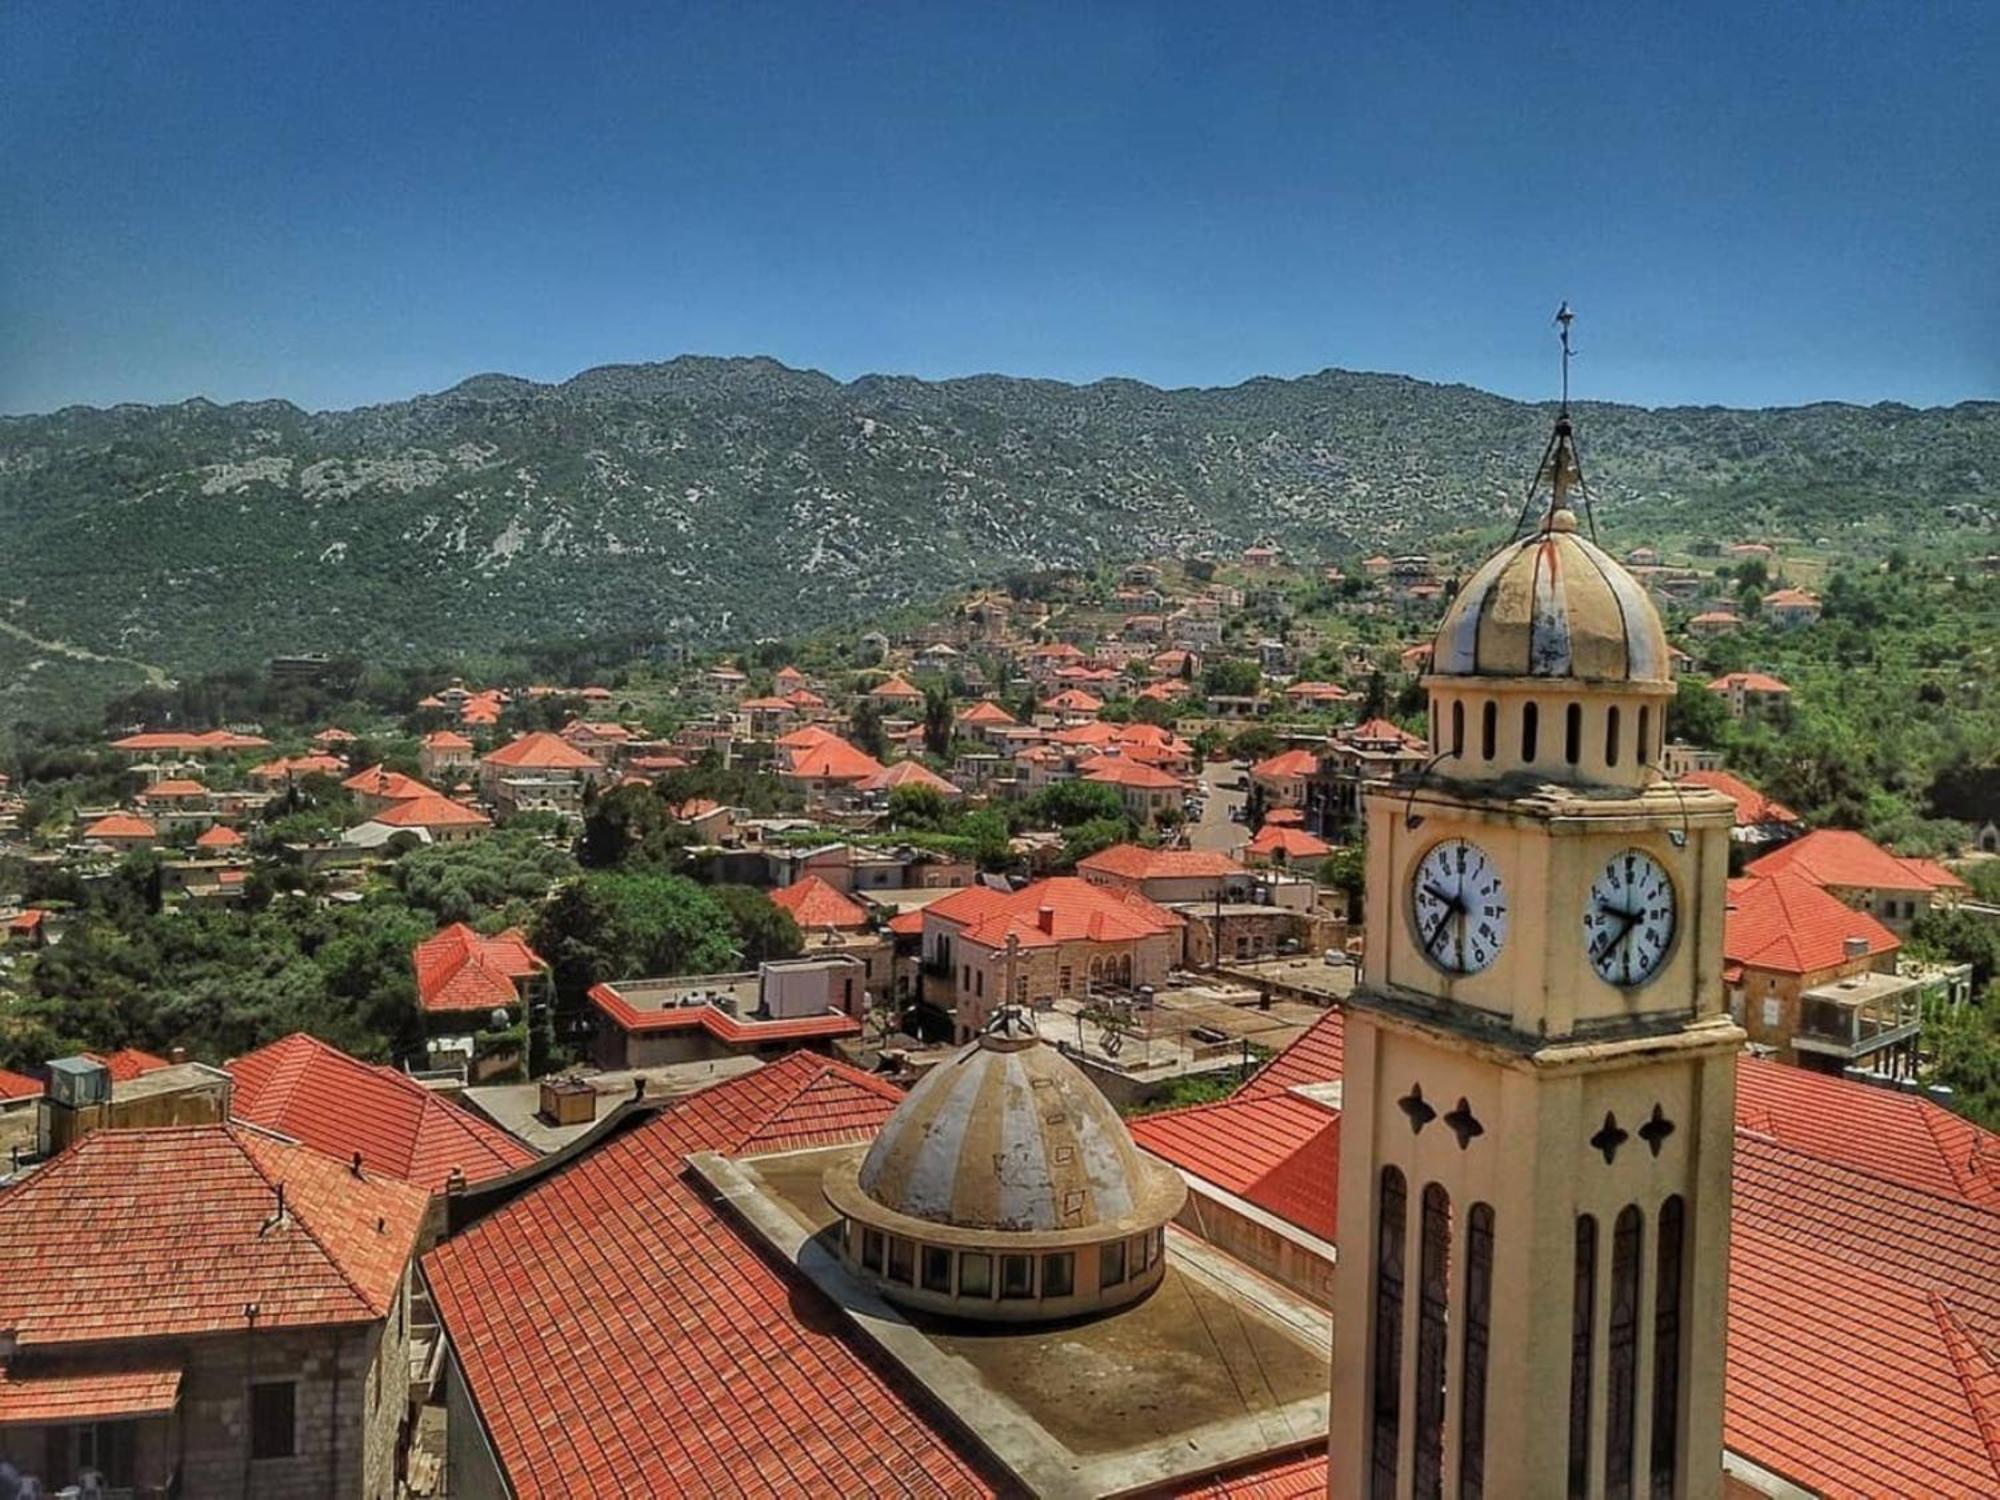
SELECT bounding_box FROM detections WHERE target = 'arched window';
[1521,702,1539,764]
[1606,1206,1643,1500]
[1637,706,1652,766]
[1565,703,1582,766]
[1568,1215,1596,1499]
[1650,1197,1686,1500]
[1430,696,1441,753]
[1372,1168,1408,1499]
[1481,701,1497,761]
[1460,1204,1495,1500]
[1605,706,1622,768]
[1414,1183,1453,1499]
[1451,701,1465,758]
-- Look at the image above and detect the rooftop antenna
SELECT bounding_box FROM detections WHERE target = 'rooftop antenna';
[1510,303,1601,544]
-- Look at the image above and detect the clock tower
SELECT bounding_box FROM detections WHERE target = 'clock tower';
[1329,316,1742,1500]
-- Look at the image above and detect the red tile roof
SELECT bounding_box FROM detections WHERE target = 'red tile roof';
[1745,827,1956,894]
[1080,755,1182,791]
[342,763,433,800]
[0,1067,43,1101]
[412,923,546,1014]
[1246,825,1333,860]
[423,729,474,750]
[1130,1091,1339,1240]
[1251,748,1319,779]
[1724,872,1900,977]
[368,793,493,830]
[1043,688,1106,713]
[481,730,602,770]
[1171,1446,1333,1497]
[1708,670,1792,694]
[868,673,925,700]
[1237,1006,1345,1100]
[1679,770,1800,827]
[770,875,871,931]
[858,757,963,797]
[946,875,1184,951]
[774,723,836,751]
[109,729,270,753]
[1736,1054,1998,1209]
[84,1048,172,1083]
[0,1361,184,1424]
[136,777,207,799]
[1345,717,1423,747]
[194,823,245,848]
[422,1054,996,1497]
[784,735,885,782]
[228,1033,535,1190]
[0,1123,426,1346]
[956,699,1019,726]
[82,812,156,841]
[1076,844,1247,882]
[587,984,863,1044]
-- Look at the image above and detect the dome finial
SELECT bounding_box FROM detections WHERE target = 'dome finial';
[1513,305,1596,541]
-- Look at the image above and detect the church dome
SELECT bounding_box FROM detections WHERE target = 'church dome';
[823,1015,1185,1322]
[1432,506,1670,686]
[852,1023,1177,1234]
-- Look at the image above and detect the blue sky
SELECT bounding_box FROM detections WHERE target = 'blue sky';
[2,1,1994,414]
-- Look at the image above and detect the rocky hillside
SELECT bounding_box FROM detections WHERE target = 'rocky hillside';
[0,358,1994,690]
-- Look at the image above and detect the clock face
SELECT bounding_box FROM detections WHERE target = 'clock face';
[1582,848,1678,987]
[1411,838,1508,976]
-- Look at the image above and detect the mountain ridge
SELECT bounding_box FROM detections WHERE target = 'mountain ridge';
[0,356,1993,726]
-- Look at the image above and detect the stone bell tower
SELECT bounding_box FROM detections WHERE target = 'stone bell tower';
[1329,311,1742,1500]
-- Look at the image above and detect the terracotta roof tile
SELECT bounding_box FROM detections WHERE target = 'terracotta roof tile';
[1724,871,1900,976]
[0,1124,425,1347]
[1130,1091,1339,1240]
[422,1054,996,1497]
[858,758,963,797]
[368,793,492,830]
[783,735,885,781]
[412,923,545,1014]
[480,731,602,770]
[82,812,156,840]
[1076,844,1247,882]
[770,875,871,931]
[1746,827,1954,894]
[1679,770,1801,828]
[83,1047,173,1083]
[1238,1007,1344,1100]
[1246,825,1333,860]
[229,1033,535,1190]
[1251,748,1319,779]
[0,1361,184,1424]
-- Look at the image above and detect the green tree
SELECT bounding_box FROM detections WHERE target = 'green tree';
[708,884,804,965]
[1062,817,1130,866]
[886,783,950,831]
[923,687,954,758]
[1666,676,1731,747]
[850,698,888,759]
[1201,659,1261,698]
[1023,780,1128,829]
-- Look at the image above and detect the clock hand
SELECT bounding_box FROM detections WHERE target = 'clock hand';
[1420,897,1460,955]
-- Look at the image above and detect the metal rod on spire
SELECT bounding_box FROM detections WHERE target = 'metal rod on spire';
[1555,301,1574,413]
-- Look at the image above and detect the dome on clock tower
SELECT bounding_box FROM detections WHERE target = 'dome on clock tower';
[1431,414,1670,687]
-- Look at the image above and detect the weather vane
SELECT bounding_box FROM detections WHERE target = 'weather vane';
[1510,302,1598,543]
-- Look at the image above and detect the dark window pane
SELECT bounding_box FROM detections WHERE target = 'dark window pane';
[1521,702,1539,763]
[1565,703,1583,765]
[1043,1252,1074,1298]
[1606,706,1622,768]
[1650,1197,1686,1500]
[1371,1167,1408,1500]
[1460,1204,1494,1500]
[1100,1239,1127,1288]
[1451,702,1465,757]
[887,1237,914,1285]
[1637,707,1652,765]
[1415,1182,1452,1500]
[1569,1216,1596,1498]
[1481,701,1497,761]
[1001,1254,1034,1298]
[922,1245,952,1293]
[251,1380,296,1461]
[1607,1206,1642,1500]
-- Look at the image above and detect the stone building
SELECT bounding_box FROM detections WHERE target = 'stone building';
[0,1124,426,1499]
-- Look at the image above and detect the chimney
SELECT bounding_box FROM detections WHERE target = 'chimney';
[169,1046,187,1065]
[349,1150,364,1179]
[1037,903,1056,934]
[1844,935,1869,961]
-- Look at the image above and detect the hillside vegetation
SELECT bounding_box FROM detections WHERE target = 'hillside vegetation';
[1,358,1994,731]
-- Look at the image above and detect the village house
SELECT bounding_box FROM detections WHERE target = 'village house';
[587,956,865,1069]
[1761,587,1822,627]
[1722,871,1911,1075]
[1743,827,1969,932]
[779,733,885,810]
[769,875,895,999]
[1075,844,1253,905]
[0,1123,427,1499]
[736,694,800,738]
[345,793,492,850]
[478,731,605,821]
[1243,822,1334,869]
[411,924,552,1079]
[917,877,1184,1037]
[418,729,476,782]
[1248,746,1319,810]
[1679,768,1804,849]
[1706,669,1793,722]
[1687,608,1742,638]
[1078,755,1184,828]
[80,811,159,853]
[867,673,926,713]
[1300,717,1428,840]
[342,764,434,817]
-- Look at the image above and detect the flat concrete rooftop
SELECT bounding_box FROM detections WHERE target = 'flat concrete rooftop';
[461,1056,764,1152]
[692,1140,1329,1498]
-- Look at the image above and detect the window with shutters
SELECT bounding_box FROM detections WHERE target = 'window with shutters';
[1606,1206,1642,1500]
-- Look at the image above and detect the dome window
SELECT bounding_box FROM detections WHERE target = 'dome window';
[1522,702,1540,763]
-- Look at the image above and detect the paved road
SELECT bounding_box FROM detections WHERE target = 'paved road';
[1186,760,1249,853]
